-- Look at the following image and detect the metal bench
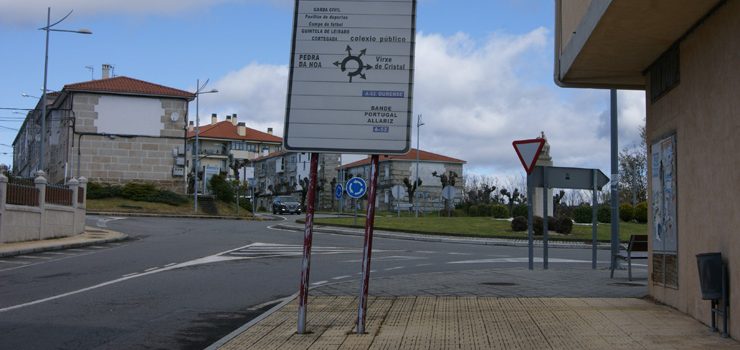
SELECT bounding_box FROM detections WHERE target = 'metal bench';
[610,234,648,281]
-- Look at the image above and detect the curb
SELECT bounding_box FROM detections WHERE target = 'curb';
[205,293,298,350]
[87,211,277,221]
[0,230,129,258]
[272,224,614,250]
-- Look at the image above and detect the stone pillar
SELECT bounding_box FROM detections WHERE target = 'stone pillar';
[35,171,48,239]
[0,174,7,241]
[533,133,554,218]
[78,177,88,209]
[68,178,80,209]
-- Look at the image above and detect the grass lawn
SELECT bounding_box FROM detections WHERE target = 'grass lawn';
[87,197,254,218]
[312,216,646,243]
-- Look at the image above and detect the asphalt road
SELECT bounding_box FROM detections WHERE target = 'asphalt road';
[0,215,614,349]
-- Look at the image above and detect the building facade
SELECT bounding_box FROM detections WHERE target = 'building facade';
[13,72,194,193]
[186,113,282,194]
[252,151,341,211]
[339,149,465,213]
[556,0,739,338]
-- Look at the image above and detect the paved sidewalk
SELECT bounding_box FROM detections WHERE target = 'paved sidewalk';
[216,296,739,350]
[0,227,128,257]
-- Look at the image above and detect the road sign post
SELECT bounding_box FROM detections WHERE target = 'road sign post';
[513,138,545,270]
[357,155,380,334]
[297,153,319,334]
[542,166,549,269]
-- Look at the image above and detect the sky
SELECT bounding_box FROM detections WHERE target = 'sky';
[0,0,646,178]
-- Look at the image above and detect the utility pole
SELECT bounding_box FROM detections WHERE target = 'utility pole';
[414,114,423,217]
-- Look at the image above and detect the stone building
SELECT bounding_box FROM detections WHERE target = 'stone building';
[556,0,739,338]
[13,69,194,193]
[252,151,341,211]
[339,149,465,213]
[186,113,282,194]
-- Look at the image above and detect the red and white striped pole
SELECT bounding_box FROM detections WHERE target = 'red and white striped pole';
[356,154,380,334]
[297,152,319,334]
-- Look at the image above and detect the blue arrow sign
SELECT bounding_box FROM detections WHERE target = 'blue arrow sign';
[345,177,367,199]
[335,184,343,199]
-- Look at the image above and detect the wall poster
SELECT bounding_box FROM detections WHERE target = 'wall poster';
[651,134,678,287]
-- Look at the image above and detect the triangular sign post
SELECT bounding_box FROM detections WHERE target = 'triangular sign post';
[512,138,546,175]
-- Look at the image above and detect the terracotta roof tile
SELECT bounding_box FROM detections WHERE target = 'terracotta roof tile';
[187,121,283,143]
[64,76,195,100]
[340,149,465,169]
[253,150,289,162]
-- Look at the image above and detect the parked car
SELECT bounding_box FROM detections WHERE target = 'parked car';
[272,196,302,215]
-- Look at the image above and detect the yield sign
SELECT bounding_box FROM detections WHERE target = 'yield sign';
[512,138,546,175]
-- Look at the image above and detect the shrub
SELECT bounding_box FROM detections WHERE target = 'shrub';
[149,190,188,206]
[533,216,544,235]
[556,216,573,234]
[597,205,611,223]
[619,203,635,222]
[512,204,528,217]
[209,174,235,203]
[635,202,648,223]
[467,205,479,217]
[547,216,559,232]
[121,183,159,201]
[239,200,253,212]
[491,204,509,218]
[478,204,492,217]
[87,182,122,199]
[511,216,527,231]
[573,205,592,223]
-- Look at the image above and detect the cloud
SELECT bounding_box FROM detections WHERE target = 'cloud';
[199,28,646,176]
[0,0,290,25]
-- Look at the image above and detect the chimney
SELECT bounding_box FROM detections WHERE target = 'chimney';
[211,113,217,125]
[188,121,194,133]
[102,64,112,79]
[231,113,238,126]
[267,127,273,135]
[237,122,246,137]
[226,115,232,124]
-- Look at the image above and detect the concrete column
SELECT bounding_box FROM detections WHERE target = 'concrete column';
[35,171,48,239]
[68,178,79,209]
[78,177,88,209]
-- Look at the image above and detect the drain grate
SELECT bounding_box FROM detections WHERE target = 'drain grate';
[481,282,517,286]
[609,282,645,287]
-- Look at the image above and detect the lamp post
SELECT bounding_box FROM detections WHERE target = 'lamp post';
[39,8,92,174]
[193,79,218,213]
[414,114,424,217]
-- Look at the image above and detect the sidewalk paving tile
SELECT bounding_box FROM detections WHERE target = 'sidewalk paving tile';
[218,296,740,350]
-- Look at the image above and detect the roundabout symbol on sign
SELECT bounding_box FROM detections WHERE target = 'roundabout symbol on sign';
[334,45,372,83]
[345,177,367,199]
[334,184,343,199]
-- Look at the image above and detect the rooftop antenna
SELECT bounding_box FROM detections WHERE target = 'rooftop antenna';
[85,65,94,80]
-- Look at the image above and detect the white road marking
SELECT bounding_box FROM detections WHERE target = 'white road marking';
[415,263,433,267]
[0,242,261,313]
[144,267,158,272]
[343,255,426,263]
[311,280,328,286]
[15,255,52,260]
[448,257,604,264]
[447,252,472,256]
[332,275,351,280]
[122,273,138,277]
[384,266,404,271]
[416,251,437,254]
[164,263,177,267]
[0,260,28,265]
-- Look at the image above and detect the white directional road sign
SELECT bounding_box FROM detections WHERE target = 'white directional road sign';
[441,186,457,200]
[391,184,406,198]
[513,138,546,175]
[284,0,417,154]
[346,177,367,199]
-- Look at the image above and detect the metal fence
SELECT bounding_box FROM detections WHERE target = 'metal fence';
[78,187,85,204]
[6,177,39,207]
[46,183,73,206]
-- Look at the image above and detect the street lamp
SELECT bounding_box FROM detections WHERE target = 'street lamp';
[193,79,218,213]
[414,114,424,217]
[39,8,92,174]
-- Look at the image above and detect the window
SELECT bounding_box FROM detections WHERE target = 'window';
[648,45,680,103]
